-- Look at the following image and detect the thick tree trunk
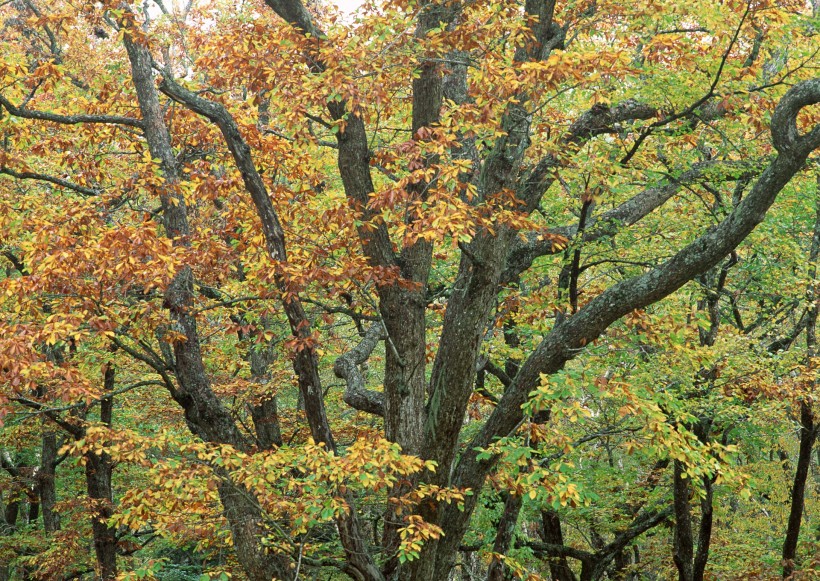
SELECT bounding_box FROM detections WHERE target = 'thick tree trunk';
[119,10,820,580]
[432,79,820,577]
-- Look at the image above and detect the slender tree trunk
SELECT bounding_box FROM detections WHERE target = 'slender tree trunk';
[0,488,20,581]
[541,510,577,581]
[669,252,726,581]
[486,493,523,581]
[84,365,117,580]
[693,474,714,581]
[783,172,820,579]
[672,461,694,581]
[250,397,283,450]
[37,431,59,533]
[672,455,715,581]
[247,318,283,450]
[783,403,818,578]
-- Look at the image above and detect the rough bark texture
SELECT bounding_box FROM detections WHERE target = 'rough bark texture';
[37,431,59,533]
[431,78,820,579]
[486,493,523,581]
[122,31,294,581]
[247,317,284,450]
[156,71,382,581]
[15,3,810,578]
[693,474,714,581]
[541,510,577,581]
[334,323,387,416]
[259,3,820,576]
[250,397,283,450]
[672,456,714,581]
[157,73,335,452]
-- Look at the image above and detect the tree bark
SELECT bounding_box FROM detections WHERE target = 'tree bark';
[36,431,59,533]
[121,29,294,581]
[486,493,523,581]
[783,404,818,579]
[431,79,820,578]
[84,365,117,580]
[156,69,382,581]
[541,510,577,581]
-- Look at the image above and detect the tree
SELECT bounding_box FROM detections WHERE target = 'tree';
[0,0,818,579]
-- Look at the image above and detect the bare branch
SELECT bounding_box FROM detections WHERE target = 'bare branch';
[504,160,752,283]
[333,323,386,416]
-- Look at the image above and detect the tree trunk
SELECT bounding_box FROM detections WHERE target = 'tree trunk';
[783,402,817,578]
[0,497,15,581]
[37,431,60,533]
[783,172,820,579]
[486,493,523,581]
[431,79,820,579]
[672,461,694,581]
[248,319,283,450]
[121,32,294,580]
[693,474,714,581]
[541,510,577,581]
[84,365,117,580]
[250,397,283,450]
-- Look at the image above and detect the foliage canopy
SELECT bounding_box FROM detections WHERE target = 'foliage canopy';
[0,0,819,580]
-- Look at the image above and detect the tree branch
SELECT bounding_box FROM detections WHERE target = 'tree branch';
[0,166,101,196]
[333,323,386,416]
[503,160,750,283]
[438,77,820,564]
[0,94,143,128]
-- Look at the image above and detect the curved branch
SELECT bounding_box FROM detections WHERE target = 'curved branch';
[156,71,339,449]
[333,323,386,416]
[519,94,732,212]
[521,541,593,562]
[604,505,674,555]
[438,77,820,567]
[772,79,820,154]
[157,64,384,581]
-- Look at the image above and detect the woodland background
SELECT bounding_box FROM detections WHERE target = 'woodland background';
[0,0,819,580]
